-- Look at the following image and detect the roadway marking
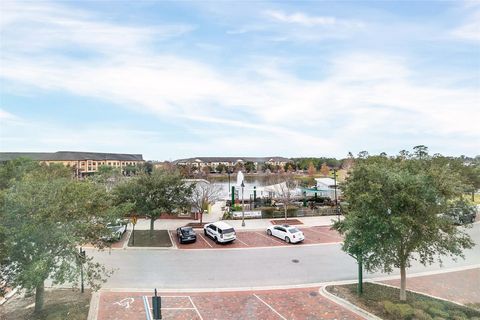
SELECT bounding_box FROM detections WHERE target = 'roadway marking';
[188,296,204,320]
[253,294,287,320]
[142,296,153,320]
[255,231,287,245]
[197,234,213,248]
[235,237,249,246]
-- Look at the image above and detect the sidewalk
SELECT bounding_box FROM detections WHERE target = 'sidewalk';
[132,215,339,231]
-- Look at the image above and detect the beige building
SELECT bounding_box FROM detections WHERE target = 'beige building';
[0,151,144,176]
[173,157,291,171]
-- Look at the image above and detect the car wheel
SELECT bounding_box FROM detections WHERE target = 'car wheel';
[267,229,272,236]
[179,239,183,244]
[214,237,219,244]
[285,237,291,243]
[204,230,207,236]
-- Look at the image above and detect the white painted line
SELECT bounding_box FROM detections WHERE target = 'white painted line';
[188,296,204,320]
[197,234,213,248]
[168,231,177,249]
[253,294,287,320]
[142,296,153,320]
[255,231,285,245]
[235,237,249,246]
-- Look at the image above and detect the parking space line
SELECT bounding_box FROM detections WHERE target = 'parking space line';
[188,296,204,320]
[235,237,249,246]
[253,294,287,320]
[142,296,153,320]
[168,231,177,249]
[197,234,213,248]
[255,231,286,245]
[306,228,338,238]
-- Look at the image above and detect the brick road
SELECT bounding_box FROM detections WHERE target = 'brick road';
[380,267,480,305]
[172,226,342,250]
[96,287,362,320]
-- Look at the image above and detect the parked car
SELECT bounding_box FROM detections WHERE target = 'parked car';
[204,221,236,243]
[441,201,478,225]
[266,225,304,244]
[176,226,197,244]
[103,220,127,241]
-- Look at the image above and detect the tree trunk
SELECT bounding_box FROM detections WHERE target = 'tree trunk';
[400,264,407,301]
[284,204,288,223]
[150,218,155,233]
[200,211,203,224]
[34,281,45,313]
[472,191,475,202]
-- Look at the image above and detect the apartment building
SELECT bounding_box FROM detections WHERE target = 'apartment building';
[0,151,144,175]
[173,157,291,171]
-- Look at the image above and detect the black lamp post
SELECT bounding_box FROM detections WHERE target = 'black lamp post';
[333,168,339,219]
[241,180,245,227]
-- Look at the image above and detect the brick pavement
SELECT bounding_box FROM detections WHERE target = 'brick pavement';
[171,226,342,250]
[96,288,363,320]
[380,267,480,305]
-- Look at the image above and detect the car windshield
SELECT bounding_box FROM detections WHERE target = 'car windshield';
[221,228,235,234]
[288,228,300,233]
[182,228,195,235]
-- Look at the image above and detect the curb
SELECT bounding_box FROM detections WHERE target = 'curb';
[87,291,100,320]
[319,286,382,320]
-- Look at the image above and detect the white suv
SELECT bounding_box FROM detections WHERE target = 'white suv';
[204,221,236,243]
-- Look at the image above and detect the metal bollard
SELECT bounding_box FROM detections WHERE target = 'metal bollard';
[152,288,162,319]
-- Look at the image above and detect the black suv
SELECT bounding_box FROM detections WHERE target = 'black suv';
[176,227,197,244]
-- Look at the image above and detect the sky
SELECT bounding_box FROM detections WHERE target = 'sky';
[0,0,479,161]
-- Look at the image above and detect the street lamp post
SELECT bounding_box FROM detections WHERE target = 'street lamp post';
[241,180,245,227]
[333,168,339,219]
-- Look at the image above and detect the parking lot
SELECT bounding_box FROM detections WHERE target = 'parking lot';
[171,226,342,249]
[96,287,361,320]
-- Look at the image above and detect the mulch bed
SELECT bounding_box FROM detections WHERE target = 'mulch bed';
[128,230,172,247]
[185,222,208,228]
[0,288,91,320]
[271,219,303,225]
[327,283,480,320]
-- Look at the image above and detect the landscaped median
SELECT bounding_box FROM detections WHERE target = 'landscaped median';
[127,230,173,248]
[326,282,480,320]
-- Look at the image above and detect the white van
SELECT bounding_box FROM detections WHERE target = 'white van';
[203,221,236,243]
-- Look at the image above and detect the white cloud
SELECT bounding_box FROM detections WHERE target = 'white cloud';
[1,1,479,158]
[264,10,363,28]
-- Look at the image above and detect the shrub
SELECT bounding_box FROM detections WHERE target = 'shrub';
[428,307,448,318]
[450,310,468,320]
[413,309,433,320]
[382,301,414,319]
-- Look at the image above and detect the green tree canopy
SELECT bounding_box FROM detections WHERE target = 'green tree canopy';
[114,169,193,231]
[0,161,124,312]
[333,148,475,301]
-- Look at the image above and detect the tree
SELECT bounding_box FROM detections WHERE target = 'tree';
[307,162,316,177]
[320,162,330,176]
[91,165,125,191]
[333,149,474,301]
[244,161,256,173]
[0,163,121,312]
[216,163,227,174]
[189,180,222,223]
[114,169,193,232]
[269,172,298,223]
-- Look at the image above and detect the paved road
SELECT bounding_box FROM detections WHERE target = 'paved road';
[88,223,480,290]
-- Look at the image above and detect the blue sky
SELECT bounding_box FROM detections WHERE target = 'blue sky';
[1,0,479,161]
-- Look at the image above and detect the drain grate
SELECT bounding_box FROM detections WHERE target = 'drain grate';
[309,291,318,297]
[292,259,299,263]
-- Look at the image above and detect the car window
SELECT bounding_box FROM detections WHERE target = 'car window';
[222,228,234,234]
[278,227,285,232]
[288,228,300,233]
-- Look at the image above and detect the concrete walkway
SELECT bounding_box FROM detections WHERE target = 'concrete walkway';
[132,215,339,231]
